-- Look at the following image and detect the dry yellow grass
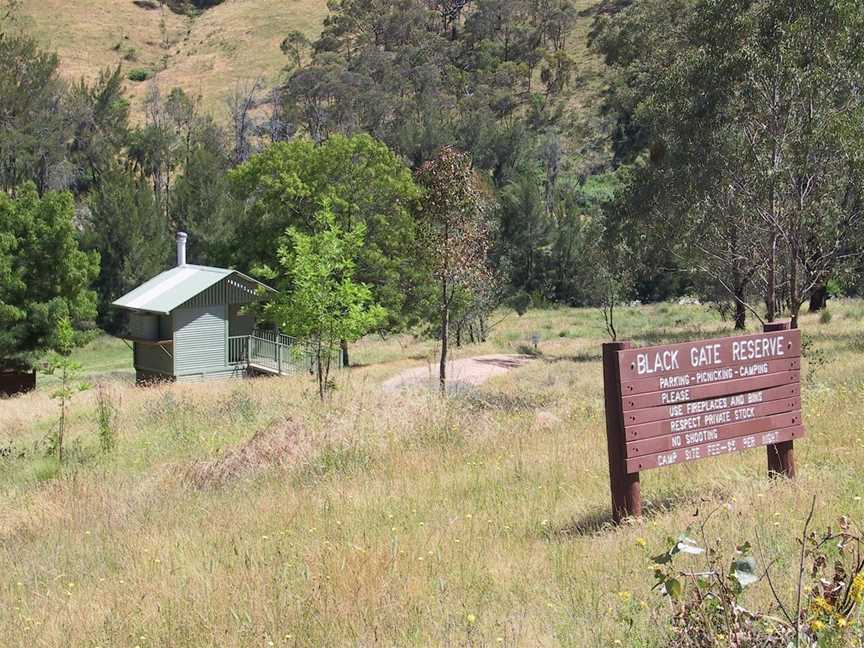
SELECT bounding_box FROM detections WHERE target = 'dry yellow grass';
[18,0,329,118]
[19,0,187,81]
[1,301,864,646]
[144,0,329,117]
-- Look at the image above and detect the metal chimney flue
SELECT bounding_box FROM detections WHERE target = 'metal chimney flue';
[176,231,188,267]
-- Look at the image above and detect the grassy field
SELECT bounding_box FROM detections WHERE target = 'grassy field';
[2,301,863,646]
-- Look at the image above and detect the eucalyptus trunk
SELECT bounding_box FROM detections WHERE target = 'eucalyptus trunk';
[340,339,349,368]
[439,276,449,396]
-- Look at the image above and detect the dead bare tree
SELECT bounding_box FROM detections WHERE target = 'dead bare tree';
[225,78,262,165]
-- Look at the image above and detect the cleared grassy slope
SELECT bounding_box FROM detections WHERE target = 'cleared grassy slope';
[19,0,188,82]
[19,0,329,118]
[2,302,863,645]
[142,0,329,116]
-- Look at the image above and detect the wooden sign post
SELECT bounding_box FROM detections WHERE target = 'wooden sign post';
[603,320,803,522]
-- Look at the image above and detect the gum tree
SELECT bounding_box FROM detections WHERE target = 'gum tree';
[597,0,864,326]
[416,146,494,394]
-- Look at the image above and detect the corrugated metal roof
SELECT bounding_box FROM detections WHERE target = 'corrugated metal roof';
[112,265,275,315]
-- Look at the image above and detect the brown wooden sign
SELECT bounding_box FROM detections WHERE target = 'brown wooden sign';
[602,321,804,522]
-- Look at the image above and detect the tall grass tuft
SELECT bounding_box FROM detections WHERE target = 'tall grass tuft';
[95,383,120,453]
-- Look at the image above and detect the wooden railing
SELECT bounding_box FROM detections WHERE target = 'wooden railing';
[252,328,294,347]
[229,331,341,375]
[228,335,249,366]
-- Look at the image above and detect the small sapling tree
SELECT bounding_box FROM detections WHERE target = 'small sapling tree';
[95,382,120,453]
[585,209,635,342]
[262,206,386,400]
[41,317,91,463]
[416,146,494,394]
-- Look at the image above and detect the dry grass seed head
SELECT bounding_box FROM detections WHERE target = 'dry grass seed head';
[183,417,307,490]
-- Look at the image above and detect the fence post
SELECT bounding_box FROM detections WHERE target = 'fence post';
[603,340,641,522]
[277,341,283,374]
[764,319,796,478]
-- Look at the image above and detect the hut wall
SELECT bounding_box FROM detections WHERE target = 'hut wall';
[173,305,228,377]
[158,315,172,339]
[133,342,173,375]
[128,313,159,340]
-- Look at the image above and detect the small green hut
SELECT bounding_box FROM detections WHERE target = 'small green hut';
[112,233,299,383]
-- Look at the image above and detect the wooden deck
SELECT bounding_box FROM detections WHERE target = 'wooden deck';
[228,331,317,376]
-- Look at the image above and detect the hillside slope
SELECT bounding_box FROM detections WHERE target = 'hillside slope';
[19,0,329,119]
[19,0,608,125]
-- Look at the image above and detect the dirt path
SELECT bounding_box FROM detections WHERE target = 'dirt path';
[382,354,534,392]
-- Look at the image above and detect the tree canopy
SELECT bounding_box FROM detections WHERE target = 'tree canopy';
[416,146,495,390]
[263,206,386,399]
[0,184,99,368]
[596,0,864,326]
[230,134,426,332]
[3,0,864,355]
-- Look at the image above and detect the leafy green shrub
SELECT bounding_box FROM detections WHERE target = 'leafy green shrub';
[645,502,864,647]
[127,68,150,82]
[506,291,531,316]
[529,289,551,309]
[826,278,844,299]
[801,335,828,386]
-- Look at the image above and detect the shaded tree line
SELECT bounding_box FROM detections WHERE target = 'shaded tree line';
[594,0,864,328]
